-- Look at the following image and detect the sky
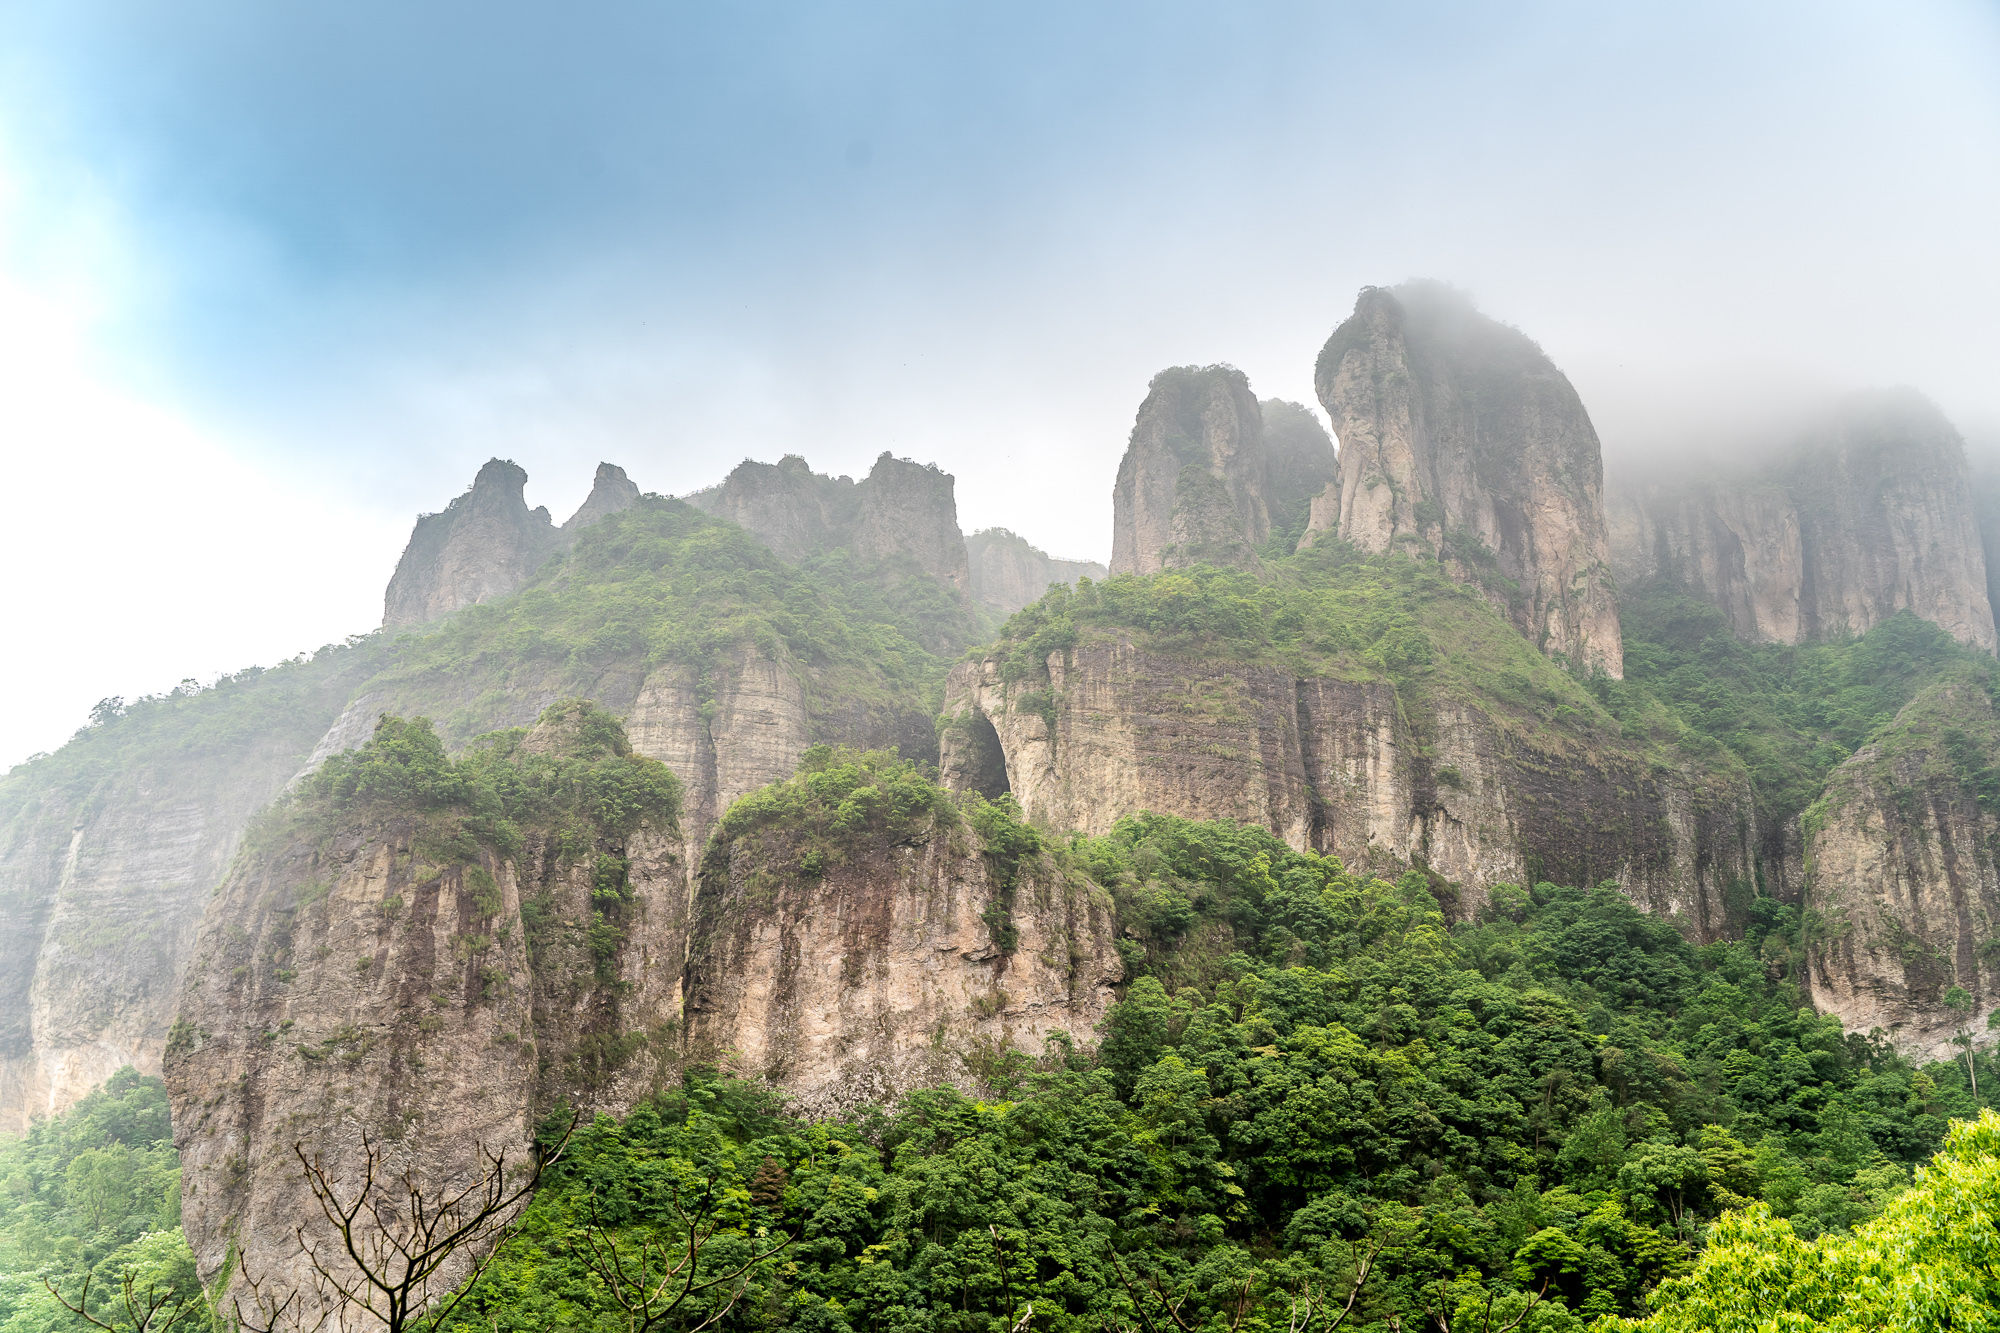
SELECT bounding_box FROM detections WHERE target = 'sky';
[1,2,1997,771]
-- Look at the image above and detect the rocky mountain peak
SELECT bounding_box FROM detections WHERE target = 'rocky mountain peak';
[1110,365,1269,575]
[563,461,642,532]
[382,457,566,629]
[1609,389,1998,653]
[1311,282,1624,677]
[964,528,1107,616]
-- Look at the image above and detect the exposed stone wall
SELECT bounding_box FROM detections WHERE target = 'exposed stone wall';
[1609,391,1998,653]
[1309,283,1624,676]
[940,636,1755,938]
[1805,679,2000,1059]
[965,529,1106,617]
[1110,367,1269,575]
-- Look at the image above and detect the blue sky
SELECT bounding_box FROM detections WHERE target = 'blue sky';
[1,2,1997,767]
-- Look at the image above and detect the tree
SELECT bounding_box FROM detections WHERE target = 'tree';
[44,1267,207,1333]
[232,1118,573,1333]
[1944,986,1978,1100]
[576,1190,792,1333]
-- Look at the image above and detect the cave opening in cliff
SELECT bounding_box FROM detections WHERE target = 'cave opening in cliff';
[961,711,1011,800]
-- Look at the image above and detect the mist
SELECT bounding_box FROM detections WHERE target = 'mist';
[1,1,1997,769]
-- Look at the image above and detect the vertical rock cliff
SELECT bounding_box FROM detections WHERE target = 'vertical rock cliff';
[1110,367,1269,575]
[1609,392,1999,653]
[562,461,642,533]
[167,717,1118,1318]
[0,650,376,1133]
[383,459,566,629]
[685,754,1120,1115]
[1805,678,2000,1059]
[964,529,1107,617]
[167,706,688,1324]
[687,452,972,596]
[941,567,1755,938]
[1309,283,1624,677]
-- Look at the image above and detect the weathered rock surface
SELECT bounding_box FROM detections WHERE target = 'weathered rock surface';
[686,819,1120,1117]
[383,459,566,629]
[687,452,971,596]
[167,710,1118,1319]
[1309,283,1624,676]
[1110,367,1269,575]
[1262,399,1339,550]
[563,461,642,532]
[1610,392,1998,653]
[941,635,1755,938]
[965,529,1107,617]
[0,655,374,1133]
[1805,679,2000,1059]
[167,708,689,1326]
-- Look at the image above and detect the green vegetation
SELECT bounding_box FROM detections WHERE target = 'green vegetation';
[1615,588,1997,826]
[435,813,1988,1331]
[372,498,978,747]
[1612,1108,2000,1331]
[282,701,680,864]
[0,1071,199,1333]
[993,543,1689,767]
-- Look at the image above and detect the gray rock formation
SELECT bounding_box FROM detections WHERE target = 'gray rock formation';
[167,708,1117,1319]
[1110,367,1269,575]
[0,653,374,1133]
[166,707,689,1325]
[382,459,566,629]
[964,529,1107,617]
[1261,399,1339,551]
[1610,392,1998,653]
[1309,283,1624,677]
[941,633,1755,940]
[1805,679,2000,1059]
[687,452,971,596]
[563,461,642,533]
[687,811,1119,1117]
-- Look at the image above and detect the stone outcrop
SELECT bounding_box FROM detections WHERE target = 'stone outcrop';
[1610,392,1998,653]
[965,529,1107,617]
[687,452,971,596]
[0,654,373,1133]
[1309,283,1624,676]
[166,707,689,1325]
[383,459,566,629]
[941,633,1755,939]
[1262,399,1339,549]
[686,813,1120,1117]
[383,459,643,630]
[1804,679,2000,1059]
[167,709,1118,1319]
[1110,367,1269,575]
[563,461,642,533]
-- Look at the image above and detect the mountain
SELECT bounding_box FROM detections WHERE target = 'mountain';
[964,528,1106,617]
[1608,390,1997,653]
[1309,282,1625,676]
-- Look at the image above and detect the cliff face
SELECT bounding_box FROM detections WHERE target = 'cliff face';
[965,529,1107,617]
[167,716,1117,1317]
[1805,680,2000,1060]
[1610,393,1998,653]
[686,795,1120,1117]
[383,460,565,629]
[1309,283,1624,677]
[0,652,375,1133]
[383,459,642,630]
[687,452,971,596]
[563,461,642,533]
[941,627,1755,940]
[1110,367,1269,575]
[166,707,688,1323]
[1262,399,1338,552]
